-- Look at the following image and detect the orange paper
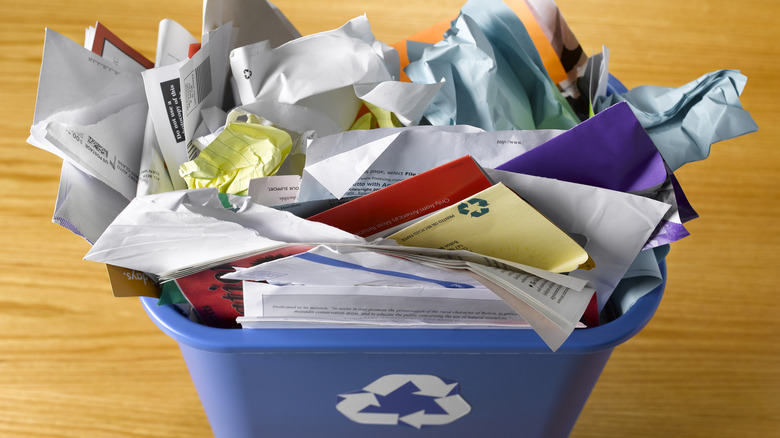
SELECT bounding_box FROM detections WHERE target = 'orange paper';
[392,1,567,85]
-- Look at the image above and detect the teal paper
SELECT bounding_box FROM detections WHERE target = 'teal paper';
[405,0,579,131]
[157,281,188,306]
[595,69,758,171]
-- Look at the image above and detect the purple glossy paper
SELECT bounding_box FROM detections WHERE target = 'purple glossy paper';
[496,102,666,191]
[496,102,692,248]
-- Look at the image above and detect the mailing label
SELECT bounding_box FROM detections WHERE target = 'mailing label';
[182,56,212,116]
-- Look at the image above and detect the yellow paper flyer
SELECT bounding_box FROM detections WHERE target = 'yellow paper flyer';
[388,183,591,273]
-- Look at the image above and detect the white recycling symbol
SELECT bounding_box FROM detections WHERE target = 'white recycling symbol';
[336,374,471,429]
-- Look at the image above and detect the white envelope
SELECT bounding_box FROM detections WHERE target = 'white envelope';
[29,29,148,202]
[53,161,130,244]
[225,244,494,295]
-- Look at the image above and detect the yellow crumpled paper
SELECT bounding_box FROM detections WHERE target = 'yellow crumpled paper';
[179,112,293,196]
[349,101,404,130]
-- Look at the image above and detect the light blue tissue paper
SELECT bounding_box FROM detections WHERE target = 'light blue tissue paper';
[596,69,758,171]
[405,0,580,131]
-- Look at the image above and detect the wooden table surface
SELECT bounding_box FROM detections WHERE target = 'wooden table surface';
[1,0,777,436]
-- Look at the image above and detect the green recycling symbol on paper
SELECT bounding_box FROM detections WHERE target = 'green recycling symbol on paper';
[457,198,489,218]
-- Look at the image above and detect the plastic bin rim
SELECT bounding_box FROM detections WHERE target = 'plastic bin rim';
[140,261,665,355]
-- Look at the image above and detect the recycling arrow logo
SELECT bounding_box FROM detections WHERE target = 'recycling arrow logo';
[336,374,471,429]
[457,197,490,217]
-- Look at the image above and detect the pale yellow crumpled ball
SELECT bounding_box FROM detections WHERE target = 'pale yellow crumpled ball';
[179,115,293,196]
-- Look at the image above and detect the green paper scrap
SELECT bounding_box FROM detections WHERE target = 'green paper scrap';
[179,115,293,195]
[157,281,188,306]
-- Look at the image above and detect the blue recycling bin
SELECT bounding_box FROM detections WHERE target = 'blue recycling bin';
[140,260,665,438]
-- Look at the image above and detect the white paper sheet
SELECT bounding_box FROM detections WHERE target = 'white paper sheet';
[225,245,492,293]
[240,284,529,327]
[364,244,588,291]
[52,161,130,244]
[179,22,233,158]
[136,19,198,196]
[230,15,393,106]
[248,174,301,206]
[29,29,148,201]
[298,126,563,201]
[485,169,670,310]
[142,61,189,190]
[84,188,366,278]
[363,245,596,350]
[202,0,300,50]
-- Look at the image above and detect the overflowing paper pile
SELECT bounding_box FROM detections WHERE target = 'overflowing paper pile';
[28,0,757,350]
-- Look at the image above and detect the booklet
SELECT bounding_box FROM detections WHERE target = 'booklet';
[387,182,592,273]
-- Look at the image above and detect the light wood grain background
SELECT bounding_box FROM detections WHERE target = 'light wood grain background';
[1,0,777,436]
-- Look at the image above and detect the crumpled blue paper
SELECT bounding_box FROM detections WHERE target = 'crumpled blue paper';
[596,69,758,171]
[405,0,580,131]
[600,244,670,322]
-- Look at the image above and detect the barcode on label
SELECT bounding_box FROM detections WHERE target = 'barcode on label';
[183,57,212,115]
[186,141,201,161]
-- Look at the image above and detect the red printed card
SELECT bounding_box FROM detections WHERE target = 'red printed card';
[307,155,493,238]
[173,245,314,328]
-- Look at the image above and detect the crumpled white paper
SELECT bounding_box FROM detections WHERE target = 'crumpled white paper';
[84,188,365,278]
